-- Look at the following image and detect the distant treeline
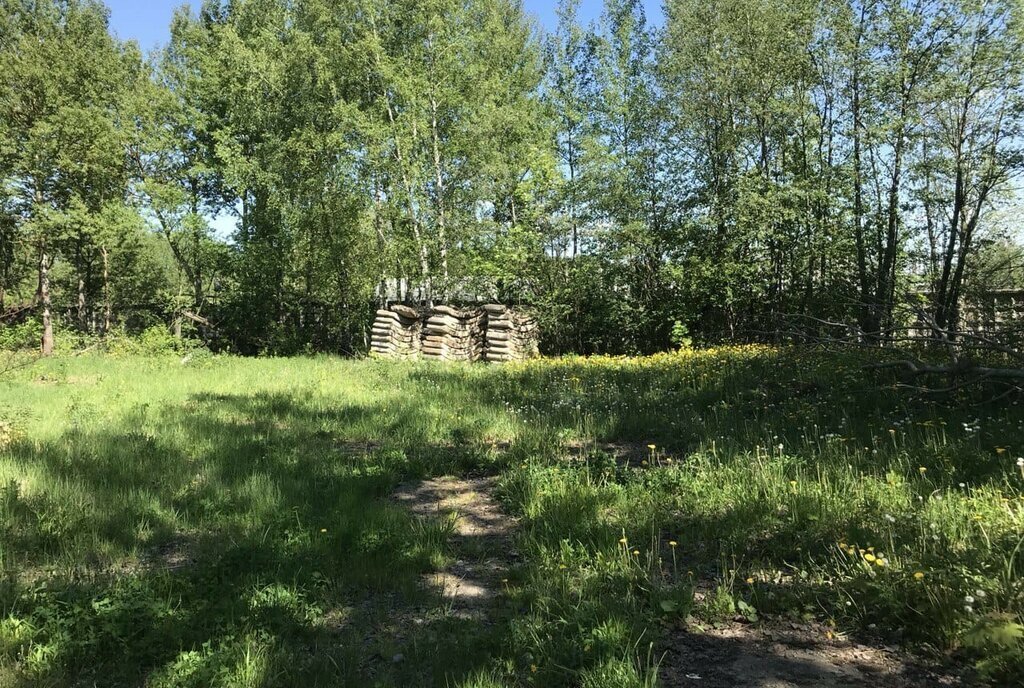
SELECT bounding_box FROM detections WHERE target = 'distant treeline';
[1,0,1023,355]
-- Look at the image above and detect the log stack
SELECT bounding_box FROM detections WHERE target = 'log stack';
[370,305,423,359]
[421,305,486,362]
[483,304,539,363]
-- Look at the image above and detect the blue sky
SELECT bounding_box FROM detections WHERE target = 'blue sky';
[104,1,664,53]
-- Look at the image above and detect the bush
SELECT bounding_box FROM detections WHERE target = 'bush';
[103,326,207,357]
[0,318,42,351]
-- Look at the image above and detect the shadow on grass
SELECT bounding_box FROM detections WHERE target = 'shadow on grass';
[2,351,1020,686]
[1,390,509,687]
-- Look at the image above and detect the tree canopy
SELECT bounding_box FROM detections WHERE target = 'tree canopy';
[1,0,1022,355]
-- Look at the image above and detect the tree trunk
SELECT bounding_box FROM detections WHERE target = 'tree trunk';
[430,95,450,286]
[876,88,910,342]
[39,247,53,356]
[77,276,87,330]
[101,246,111,334]
[850,5,877,340]
[372,19,432,305]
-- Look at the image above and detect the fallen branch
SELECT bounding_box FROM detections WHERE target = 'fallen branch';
[865,360,1024,380]
[0,351,40,377]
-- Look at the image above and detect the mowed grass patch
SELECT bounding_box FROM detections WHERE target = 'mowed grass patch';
[0,348,1022,685]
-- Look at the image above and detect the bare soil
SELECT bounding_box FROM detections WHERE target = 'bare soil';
[659,617,963,688]
[392,475,517,619]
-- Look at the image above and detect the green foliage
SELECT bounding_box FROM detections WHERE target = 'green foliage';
[3,0,1024,354]
[965,613,1024,682]
[0,319,42,351]
[101,325,208,357]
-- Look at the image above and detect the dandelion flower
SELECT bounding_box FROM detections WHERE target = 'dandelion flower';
[996,447,1007,454]
[875,559,885,567]
[913,572,924,581]
[918,466,927,474]
[619,537,628,545]
[746,577,754,584]
[669,541,678,548]
[647,444,656,450]
[632,549,640,556]
[864,553,876,563]
[964,595,975,604]
[320,528,328,533]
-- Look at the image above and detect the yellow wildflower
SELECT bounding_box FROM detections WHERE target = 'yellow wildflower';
[913,572,924,581]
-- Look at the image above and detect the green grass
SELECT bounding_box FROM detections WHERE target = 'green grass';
[0,347,1022,686]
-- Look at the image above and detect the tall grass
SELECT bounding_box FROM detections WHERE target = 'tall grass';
[0,347,1021,685]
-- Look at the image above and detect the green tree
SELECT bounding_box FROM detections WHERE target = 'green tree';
[0,0,149,353]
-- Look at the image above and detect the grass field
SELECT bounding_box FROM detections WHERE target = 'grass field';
[1,348,1023,686]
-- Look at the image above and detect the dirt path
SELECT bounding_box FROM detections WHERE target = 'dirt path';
[391,476,961,686]
[392,475,517,619]
[659,617,962,687]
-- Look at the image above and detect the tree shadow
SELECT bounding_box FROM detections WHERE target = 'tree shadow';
[2,352,1017,685]
[1,389,509,686]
